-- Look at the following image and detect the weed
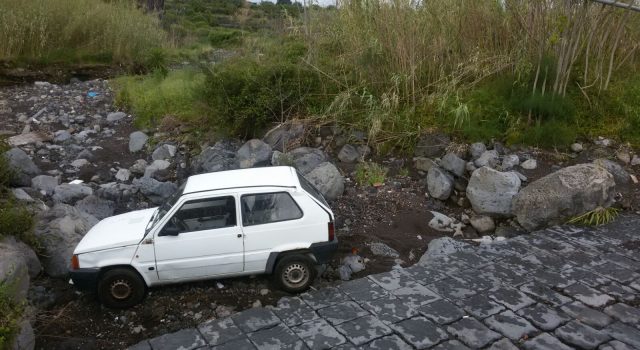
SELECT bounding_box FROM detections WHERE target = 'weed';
[355,162,388,186]
[0,280,24,349]
[568,207,620,226]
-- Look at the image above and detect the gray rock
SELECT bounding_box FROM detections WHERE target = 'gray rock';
[368,242,400,258]
[191,140,239,174]
[594,159,630,186]
[128,131,148,153]
[151,144,177,161]
[513,164,615,231]
[414,157,437,172]
[11,319,35,350]
[501,154,520,170]
[236,139,272,168]
[52,184,93,204]
[106,112,126,123]
[129,159,148,176]
[0,238,33,302]
[34,204,98,277]
[616,151,631,164]
[304,162,344,200]
[0,236,40,279]
[5,148,41,185]
[631,155,640,166]
[70,158,89,168]
[337,144,360,163]
[144,160,171,179]
[521,159,537,170]
[262,121,305,152]
[469,215,495,234]
[440,153,466,177]
[470,142,487,160]
[53,130,72,143]
[288,147,327,175]
[115,168,130,182]
[475,150,499,168]
[75,195,115,220]
[148,328,206,350]
[571,143,584,152]
[467,167,521,217]
[133,177,177,204]
[31,175,59,195]
[12,188,34,202]
[427,167,454,200]
[414,132,450,158]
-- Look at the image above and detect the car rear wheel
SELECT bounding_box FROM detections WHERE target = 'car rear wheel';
[274,254,317,293]
[98,268,146,309]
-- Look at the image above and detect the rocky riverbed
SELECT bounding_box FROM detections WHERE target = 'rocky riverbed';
[1,79,639,349]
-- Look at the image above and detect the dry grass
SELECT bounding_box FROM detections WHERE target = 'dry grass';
[0,0,166,64]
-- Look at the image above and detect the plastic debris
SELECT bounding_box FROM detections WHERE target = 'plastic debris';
[87,91,99,98]
[339,250,366,281]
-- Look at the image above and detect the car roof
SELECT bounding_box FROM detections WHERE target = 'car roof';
[183,166,299,194]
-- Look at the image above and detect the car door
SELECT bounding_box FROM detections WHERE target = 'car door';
[154,195,244,280]
[240,190,310,272]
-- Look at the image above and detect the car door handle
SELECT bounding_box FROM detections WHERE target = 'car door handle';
[237,234,242,238]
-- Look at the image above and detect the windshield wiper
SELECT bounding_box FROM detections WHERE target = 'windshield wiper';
[145,207,159,233]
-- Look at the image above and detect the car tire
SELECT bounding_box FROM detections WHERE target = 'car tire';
[97,268,147,309]
[273,254,317,293]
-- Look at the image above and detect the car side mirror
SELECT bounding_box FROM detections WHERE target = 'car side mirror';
[159,226,181,237]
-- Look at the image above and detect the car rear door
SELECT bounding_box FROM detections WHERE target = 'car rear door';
[154,194,244,280]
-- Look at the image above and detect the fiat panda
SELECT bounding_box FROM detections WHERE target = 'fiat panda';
[69,166,337,308]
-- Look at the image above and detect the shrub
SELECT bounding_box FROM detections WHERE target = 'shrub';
[0,281,24,350]
[208,28,244,47]
[355,162,387,186]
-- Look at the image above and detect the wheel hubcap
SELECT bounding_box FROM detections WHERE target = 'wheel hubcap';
[283,263,308,288]
[110,279,132,300]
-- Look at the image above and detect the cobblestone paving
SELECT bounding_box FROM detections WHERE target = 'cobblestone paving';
[130,215,640,350]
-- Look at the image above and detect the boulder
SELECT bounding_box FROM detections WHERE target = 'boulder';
[151,144,177,161]
[106,112,126,123]
[52,184,93,204]
[0,236,41,279]
[521,159,537,170]
[467,167,521,217]
[632,155,640,166]
[53,130,72,143]
[236,139,272,168]
[501,154,520,170]
[115,168,130,182]
[191,140,240,174]
[427,167,453,200]
[70,158,89,168]
[470,142,487,160]
[96,182,136,203]
[474,150,499,168]
[440,153,466,177]
[288,147,327,175]
[0,239,31,300]
[512,164,615,231]
[34,204,98,278]
[129,159,148,176]
[133,177,177,204]
[304,162,344,200]
[593,159,630,186]
[128,131,148,153]
[31,175,59,196]
[262,121,305,152]
[4,148,41,186]
[571,143,583,152]
[75,195,115,220]
[11,188,34,203]
[469,216,495,234]
[11,319,35,350]
[337,144,360,163]
[414,157,437,172]
[414,132,450,158]
[144,159,171,179]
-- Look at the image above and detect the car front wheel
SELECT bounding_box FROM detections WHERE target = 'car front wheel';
[97,268,147,309]
[274,254,317,293]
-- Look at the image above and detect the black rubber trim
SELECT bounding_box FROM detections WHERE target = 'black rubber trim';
[309,238,339,265]
[69,268,100,291]
[265,252,280,274]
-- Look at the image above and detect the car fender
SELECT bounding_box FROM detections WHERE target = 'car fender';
[77,246,152,286]
[264,243,314,274]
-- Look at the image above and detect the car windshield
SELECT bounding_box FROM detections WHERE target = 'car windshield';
[297,172,329,207]
[146,182,186,233]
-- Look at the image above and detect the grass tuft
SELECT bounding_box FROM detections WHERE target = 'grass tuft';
[355,162,388,186]
[567,207,620,226]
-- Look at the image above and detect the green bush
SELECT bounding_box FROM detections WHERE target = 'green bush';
[208,28,244,47]
[0,281,24,350]
[355,162,387,186]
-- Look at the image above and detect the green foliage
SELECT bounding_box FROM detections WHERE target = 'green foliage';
[0,0,166,65]
[0,280,24,349]
[113,68,206,128]
[208,28,244,47]
[201,37,327,137]
[355,162,388,186]
[568,207,620,226]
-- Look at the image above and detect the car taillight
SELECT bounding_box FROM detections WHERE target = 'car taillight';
[71,254,80,270]
[328,222,335,241]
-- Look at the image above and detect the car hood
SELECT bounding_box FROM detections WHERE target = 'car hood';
[74,207,157,254]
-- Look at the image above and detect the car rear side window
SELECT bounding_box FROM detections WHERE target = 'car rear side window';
[297,172,329,207]
[241,192,303,226]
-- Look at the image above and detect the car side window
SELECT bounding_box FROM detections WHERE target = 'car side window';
[162,196,237,234]
[241,192,303,226]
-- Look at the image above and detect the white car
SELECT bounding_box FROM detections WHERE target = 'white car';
[69,166,337,308]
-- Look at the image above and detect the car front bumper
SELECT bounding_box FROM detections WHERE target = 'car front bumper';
[69,268,100,291]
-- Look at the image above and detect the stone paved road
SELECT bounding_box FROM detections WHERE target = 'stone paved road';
[129,215,640,350]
